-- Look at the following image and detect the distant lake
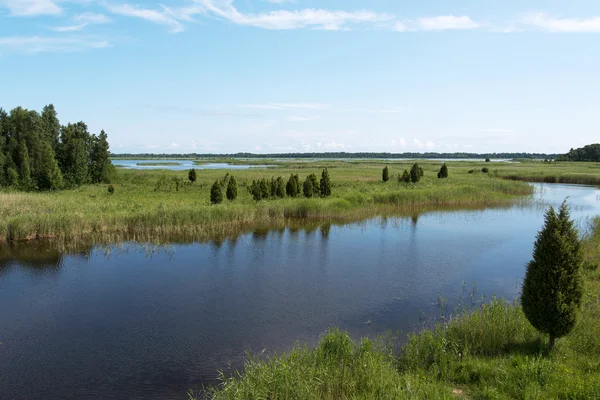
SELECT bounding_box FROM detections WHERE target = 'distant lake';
[111,159,270,170]
[0,183,599,399]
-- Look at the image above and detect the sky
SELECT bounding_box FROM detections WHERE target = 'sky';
[1,1,600,154]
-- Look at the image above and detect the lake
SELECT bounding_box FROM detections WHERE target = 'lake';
[111,159,270,171]
[0,183,598,400]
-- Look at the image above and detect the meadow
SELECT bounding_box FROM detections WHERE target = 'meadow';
[0,159,538,245]
[199,217,600,400]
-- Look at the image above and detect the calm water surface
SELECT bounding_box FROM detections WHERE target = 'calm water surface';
[1,183,599,399]
[111,159,269,170]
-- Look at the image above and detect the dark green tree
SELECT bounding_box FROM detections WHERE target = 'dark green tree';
[6,167,19,186]
[303,174,319,198]
[485,158,491,162]
[210,180,223,204]
[320,168,331,197]
[275,176,285,198]
[40,104,61,152]
[270,177,277,197]
[410,163,421,183]
[17,140,33,190]
[482,167,489,173]
[521,202,584,350]
[249,180,262,201]
[260,178,270,199]
[188,168,197,183]
[437,163,448,179]
[226,175,238,201]
[107,184,115,194]
[382,166,389,182]
[90,130,114,184]
[294,174,302,195]
[36,142,63,190]
[399,170,411,183]
[286,174,299,197]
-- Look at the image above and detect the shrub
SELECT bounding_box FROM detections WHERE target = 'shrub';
[107,184,114,194]
[275,176,286,198]
[482,167,489,173]
[303,174,319,198]
[260,178,270,199]
[485,158,491,162]
[410,163,421,183]
[286,174,299,197]
[399,170,411,183]
[210,180,223,204]
[437,163,449,179]
[320,168,332,197]
[382,166,389,182]
[249,180,262,201]
[188,168,197,183]
[468,169,475,174]
[521,202,583,349]
[226,176,238,201]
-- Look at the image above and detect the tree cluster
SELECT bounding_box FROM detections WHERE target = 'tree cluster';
[0,105,114,191]
[556,144,600,162]
[250,169,332,201]
[210,174,238,204]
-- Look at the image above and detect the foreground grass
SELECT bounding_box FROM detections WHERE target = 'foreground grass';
[0,160,533,245]
[200,218,600,400]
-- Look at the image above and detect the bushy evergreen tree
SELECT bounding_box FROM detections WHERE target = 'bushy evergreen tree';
[286,174,299,197]
[188,168,197,183]
[482,167,489,173]
[36,142,63,190]
[17,140,33,190]
[210,180,223,204]
[107,184,115,195]
[294,174,302,195]
[226,176,238,201]
[90,130,114,184]
[270,177,277,197]
[521,202,583,349]
[303,174,320,198]
[399,170,411,183]
[249,180,262,201]
[410,163,421,183]
[275,176,285,198]
[320,168,331,197]
[260,178,270,199]
[437,163,448,179]
[382,166,389,182]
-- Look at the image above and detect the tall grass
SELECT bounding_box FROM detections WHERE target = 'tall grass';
[200,221,600,400]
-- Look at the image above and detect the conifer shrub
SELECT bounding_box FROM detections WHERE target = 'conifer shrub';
[410,163,422,183]
[382,166,389,182]
[210,180,223,204]
[226,176,238,201]
[188,168,197,183]
[437,164,449,179]
[320,168,332,197]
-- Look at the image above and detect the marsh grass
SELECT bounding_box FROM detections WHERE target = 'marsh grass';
[0,161,533,245]
[200,220,600,400]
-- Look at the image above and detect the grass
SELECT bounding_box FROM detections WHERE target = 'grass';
[0,160,536,246]
[198,218,600,400]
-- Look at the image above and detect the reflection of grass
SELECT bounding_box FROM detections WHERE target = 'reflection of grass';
[0,160,533,244]
[201,220,600,400]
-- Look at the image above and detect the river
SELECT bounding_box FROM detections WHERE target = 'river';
[0,183,598,399]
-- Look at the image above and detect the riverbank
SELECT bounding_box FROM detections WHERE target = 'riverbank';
[0,161,533,245]
[199,217,600,400]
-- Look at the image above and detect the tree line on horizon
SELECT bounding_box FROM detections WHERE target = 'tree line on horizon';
[0,105,114,191]
[556,144,600,162]
[111,151,560,160]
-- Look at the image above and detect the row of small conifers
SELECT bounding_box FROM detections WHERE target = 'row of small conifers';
[382,162,449,183]
[209,168,332,204]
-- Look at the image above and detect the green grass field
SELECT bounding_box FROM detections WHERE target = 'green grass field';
[0,160,538,245]
[198,217,600,400]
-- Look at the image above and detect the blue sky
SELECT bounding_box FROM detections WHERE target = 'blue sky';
[1,1,599,154]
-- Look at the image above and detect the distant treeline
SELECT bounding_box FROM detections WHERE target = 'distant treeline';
[556,144,600,162]
[0,105,114,191]
[112,152,559,160]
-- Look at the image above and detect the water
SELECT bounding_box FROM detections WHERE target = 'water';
[0,183,598,400]
[111,159,269,171]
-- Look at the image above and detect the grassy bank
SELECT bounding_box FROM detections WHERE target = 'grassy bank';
[0,160,532,245]
[199,218,600,400]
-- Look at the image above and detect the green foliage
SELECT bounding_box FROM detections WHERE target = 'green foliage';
[303,173,320,198]
[286,174,300,197]
[437,163,448,179]
[410,163,422,183]
[17,140,33,190]
[249,180,262,201]
[485,158,491,162]
[522,202,584,349]
[482,167,489,173]
[6,167,18,186]
[269,177,277,197]
[89,130,114,184]
[382,166,389,182]
[557,143,600,162]
[107,184,115,195]
[210,180,223,204]
[226,176,238,201]
[320,168,331,197]
[36,142,63,190]
[275,176,285,198]
[260,178,270,199]
[188,168,197,183]
[399,169,411,183]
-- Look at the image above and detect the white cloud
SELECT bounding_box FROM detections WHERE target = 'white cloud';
[0,0,61,16]
[169,142,181,148]
[338,106,408,113]
[238,103,329,110]
[0,35,109,53]
[265,0,296,4]
[520,13,600,33]
[50,23,88,32]
[76,12,112,24]
[316,140,345,150]
[417,15,480,31]
[412,139,435,150]
[190,0,393,30]
[391,139,407,148]
[106,3,184,33]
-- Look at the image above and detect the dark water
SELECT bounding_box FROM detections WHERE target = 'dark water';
[111,159,269,171]
[1,184,598,400]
